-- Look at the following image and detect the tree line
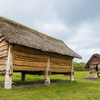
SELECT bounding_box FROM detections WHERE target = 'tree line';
[73,62,88,71]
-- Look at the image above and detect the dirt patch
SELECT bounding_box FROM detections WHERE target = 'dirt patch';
[14,81,44,87]
[0,78,4,79]
[13,80,59,88]
[84,79,95,81]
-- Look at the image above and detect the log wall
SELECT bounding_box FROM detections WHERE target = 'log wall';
[13,45,49,72]
[89,65,96,73]
[13,45,72,73]
[90,58,100,65]
[0,33,8,71]
[89,58,100,74]
[50,53,72,73]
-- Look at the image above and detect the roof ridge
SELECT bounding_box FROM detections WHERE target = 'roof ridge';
[0,16,63,42]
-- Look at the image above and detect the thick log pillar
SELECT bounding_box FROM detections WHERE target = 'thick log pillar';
[70,61,74,82]
[5,45,14,89]
[45,57,50,85]
[21,72,25,81]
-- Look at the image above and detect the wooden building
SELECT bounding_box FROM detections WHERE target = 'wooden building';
[84,54,100,78]
[0,17,82,89]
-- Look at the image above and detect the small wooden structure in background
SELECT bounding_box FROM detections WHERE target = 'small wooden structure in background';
[0,17,81,89]
[84,54,100,78]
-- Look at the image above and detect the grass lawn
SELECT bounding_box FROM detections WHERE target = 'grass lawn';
[0,71,100,100]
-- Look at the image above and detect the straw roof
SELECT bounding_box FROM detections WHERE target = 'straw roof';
[0,17,82,59]
[84,54,100,68]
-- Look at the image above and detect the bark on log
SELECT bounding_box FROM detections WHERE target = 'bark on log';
[45,57,50,85]
[5,45,14,89]
[70,61,74,82]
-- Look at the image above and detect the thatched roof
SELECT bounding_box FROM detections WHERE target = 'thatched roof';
[0,17,82,59]
[84,54,100,68]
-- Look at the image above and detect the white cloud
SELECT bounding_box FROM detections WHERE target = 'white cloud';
[0,0,100,63]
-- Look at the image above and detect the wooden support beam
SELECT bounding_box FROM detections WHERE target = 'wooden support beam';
[21,72,25,81]
[70,61,74,82]
[45,56,50,85]
[5,45,14,89]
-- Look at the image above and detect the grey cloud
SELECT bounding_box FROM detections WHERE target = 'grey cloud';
[0,0,100,62]
[54,0,100,27]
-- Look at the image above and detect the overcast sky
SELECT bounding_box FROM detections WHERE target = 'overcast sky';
[0,0,100,62]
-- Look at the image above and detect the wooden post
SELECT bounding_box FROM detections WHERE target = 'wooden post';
[21,72,25,81]
[45,56,50,85]
[70,60,74,82]
[5,45,14,89]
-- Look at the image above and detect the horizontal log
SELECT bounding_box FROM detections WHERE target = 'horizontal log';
[0,49,8,56]
[0,59,7,65]
[50,65,71,69]
[13,59,47,67]
[0,65,6,71]
[14,45,49,55]
[50,58,72,63]
[14,50,49,58]
[0,36,5,42]
[50,56,72,61]
[0,45,8,52]
[51,53,72,59]
[50,62,71,66]
[14,58,47,64]
[0,40,8,47]
[50,68,71,72]
[14,54,48,62]
[50,61,71,64]
[13,65,45,71]
[0,57,7,60]
[0,53,8,58]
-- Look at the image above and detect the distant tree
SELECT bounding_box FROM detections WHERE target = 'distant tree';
[73,62,88,71]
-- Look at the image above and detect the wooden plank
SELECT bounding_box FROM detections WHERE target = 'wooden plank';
[51,68,71,72]
[0,57,7,60]
[14,45,49,55]
[13,64,46,69]
[0,40,8,47]
[13,65,45,71]
[51,53,72,60]
[0,53,7,58]
[0,65,6,71]
[50,62,71,66]
[13,59,46,67]
[0,36,4,42]
[5,45,14,89]
[0,50,8,55]
[14,50,49,58]
[0,45,8,52]
[14,54,48,63]
[50,65,71,69]
[0,59,7,65]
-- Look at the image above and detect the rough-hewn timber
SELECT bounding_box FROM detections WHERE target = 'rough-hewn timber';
[45,56,50,85]
[5,45,14,89]
[0,33,8,73]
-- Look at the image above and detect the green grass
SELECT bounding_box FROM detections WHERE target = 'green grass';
[0,71,100,100]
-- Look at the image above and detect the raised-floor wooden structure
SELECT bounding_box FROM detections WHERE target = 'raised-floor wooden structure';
[84,54,100,77]
[0,17,82,89]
